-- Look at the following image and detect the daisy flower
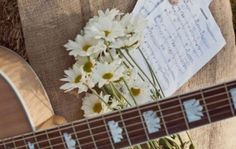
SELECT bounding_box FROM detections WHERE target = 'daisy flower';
[124,79,153,106]
[97,8,122,21]
[92,59,125,88]
[121,13,147,36]
[81,93,111,118]
[60,63,94,93]
[76,57,96,74]
[64,34,106,57]
[98,48,119,63]
[85,9,122,28]
[111,34,142,50]
[85,17,125,42]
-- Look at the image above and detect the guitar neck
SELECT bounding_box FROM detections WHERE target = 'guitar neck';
[1,80,236,149]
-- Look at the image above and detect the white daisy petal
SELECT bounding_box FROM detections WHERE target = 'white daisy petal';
[81,93,112,118]
[92,59,125,88]
[60,63,92,93]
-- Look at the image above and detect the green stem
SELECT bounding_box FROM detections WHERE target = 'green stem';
[177,134,184,146]
[101,86,108,94]
[151,141,159,149]
[186,131,194,145]
[89,88,112,110]
[124,49,160,95]
[110,82,132,106]
[109,83,120,101]
[118,49,145,81]
[138,48,165,97]
[107,49,114,61]
[118,49,134,67]
[122,78,137,106]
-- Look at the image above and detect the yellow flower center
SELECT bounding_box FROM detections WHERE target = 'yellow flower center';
[102,72,113,80]
[82,44,92,52]
[74,75,82,83]
[93,102,102,113]
[131,87,141,96]
[83,61,93,73]
[104,30,111,37]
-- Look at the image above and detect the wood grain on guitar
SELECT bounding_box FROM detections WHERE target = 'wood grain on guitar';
[0,46,66,140]
[0,52,236,149]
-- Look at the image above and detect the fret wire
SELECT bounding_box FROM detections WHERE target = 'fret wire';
[202,84,229,93]
[86,119,98,148]
[7,103,235,149]
[15,100,235,149]
[102,115,115,149]
[77,139,114,149]
[1,86,235,148]
[31,132,40,148]
[22,135,28,149]
[72,123,82,149]
[58,126,68,148]
[224,83,235,116]
[9,115,205,149]
[119,110,132,146]
[2,141,7,149]
[12,138,17,148]
[45,130,53,149]
[137,106,150,141]
[200,89,212,123]
[34,132,45,148]
[5,84,228,144]
[178,96,190,130]
[137,92,228,120]
[3,95,233,148]
[3,95,233,149]
[157,102,169,135]
[36,133,42,148]
[13,112,218,149]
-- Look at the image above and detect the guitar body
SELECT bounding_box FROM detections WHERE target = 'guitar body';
[0,46,62,140]
[0,45,236,148]
[0,73,32,139]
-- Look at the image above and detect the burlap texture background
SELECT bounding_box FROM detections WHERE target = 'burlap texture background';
[17,0,236,148]
[18,0,137,121]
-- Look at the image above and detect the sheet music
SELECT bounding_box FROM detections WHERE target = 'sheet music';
[132,0,226,96]
[133,0,213,17]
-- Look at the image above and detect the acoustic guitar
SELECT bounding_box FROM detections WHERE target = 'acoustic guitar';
[0,46,236,149]
[0,46,65,148]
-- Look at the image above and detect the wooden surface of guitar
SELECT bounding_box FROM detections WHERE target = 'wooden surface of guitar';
[0,46,55,139]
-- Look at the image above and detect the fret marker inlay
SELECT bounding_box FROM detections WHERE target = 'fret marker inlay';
[183,99,203,123]
[27,142,34,149]
[107,120,123,143]
[63,133,76,149]
[143,110,161,134]
[230,88,236,109]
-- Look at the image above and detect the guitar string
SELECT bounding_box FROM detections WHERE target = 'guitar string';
[3,83,232,144]
[6,102,233,149]
[2,89,229,146]
[4,94,235,149]
[1,86,234,148]
[1,88,234,148]
[1,82,235,144]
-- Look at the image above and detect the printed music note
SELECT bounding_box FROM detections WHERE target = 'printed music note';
[132,0,226,96]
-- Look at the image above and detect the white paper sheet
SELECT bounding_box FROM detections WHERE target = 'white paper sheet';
[132,0,226,96]
[133,0,212,17]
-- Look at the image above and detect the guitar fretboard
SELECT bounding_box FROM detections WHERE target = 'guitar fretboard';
[1,80,236,149]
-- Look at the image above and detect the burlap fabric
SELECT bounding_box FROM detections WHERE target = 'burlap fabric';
[18,0,137,121]
[18,0,236,148]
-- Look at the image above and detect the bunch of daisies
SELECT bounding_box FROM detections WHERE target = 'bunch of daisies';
[60,9,161,118]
